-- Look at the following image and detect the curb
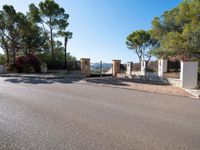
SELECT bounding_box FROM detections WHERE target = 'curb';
[182,88,200,99]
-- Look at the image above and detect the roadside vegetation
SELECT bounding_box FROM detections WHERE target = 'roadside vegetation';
[0,0,76,73]
[126,0,200,87]
[126,0,200,67]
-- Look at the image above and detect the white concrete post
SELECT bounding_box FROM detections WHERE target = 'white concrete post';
[180,61,198,89]
[126,62,132,75]
[141,61,147,76]
[158,59,168,77]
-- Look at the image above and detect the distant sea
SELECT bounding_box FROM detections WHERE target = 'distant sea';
[91,63,112,71]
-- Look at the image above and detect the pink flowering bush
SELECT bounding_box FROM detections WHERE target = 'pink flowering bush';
[14,55,41,73]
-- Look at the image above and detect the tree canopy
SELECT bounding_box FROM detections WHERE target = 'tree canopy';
[150,0,200,60]
[126,30,157,63]
[28,0,70,60]
[0,1,75,72]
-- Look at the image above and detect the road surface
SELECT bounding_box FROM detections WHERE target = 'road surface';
[0,77,200,150]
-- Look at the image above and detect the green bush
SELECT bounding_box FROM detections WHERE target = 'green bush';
[0,54,6,65]
[38,52,77,70]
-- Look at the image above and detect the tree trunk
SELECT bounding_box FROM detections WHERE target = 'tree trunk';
[64,37,68,70]
[2,36,10,66]
[50,29,54,60]
[146,55,152,67]
[6,47,10,66]
[12,47,16,64]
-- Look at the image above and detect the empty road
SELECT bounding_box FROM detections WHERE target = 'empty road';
[0,77,200,150]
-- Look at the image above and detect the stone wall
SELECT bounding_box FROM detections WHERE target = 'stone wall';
[80,58,90,77]
[112,60,121,77]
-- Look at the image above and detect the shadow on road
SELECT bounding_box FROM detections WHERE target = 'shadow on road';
[3,76,83,84]
[85,78,129,86]
[2,75,168,86]
[85,77,168,86]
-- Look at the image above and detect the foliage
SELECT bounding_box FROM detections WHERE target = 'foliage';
[13,55,41,73]
[0,5,21,64]
[150,0,200,59]
[28,0,70,60]
[0,1,75,72]
[0,5,49,65]
[0,53,6,65]
[38,50,77,70]
[126,30,157,63]
[167,59,180,72]
[18,13,48,55]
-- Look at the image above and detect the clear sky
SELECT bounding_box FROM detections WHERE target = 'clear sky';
[0,0,182,63]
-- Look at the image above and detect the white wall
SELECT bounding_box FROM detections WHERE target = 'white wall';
[180,61,198,89]
[126,62,132,75]
[141,61,147,76]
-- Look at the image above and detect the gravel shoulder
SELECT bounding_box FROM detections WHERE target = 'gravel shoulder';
[82,77,193,98]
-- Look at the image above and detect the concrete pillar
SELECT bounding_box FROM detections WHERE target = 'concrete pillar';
[80,58,90,77]
[180,61,198,89]
[158,59,168,77]
[141,61,147,76]
[126,62,132,75]
[112,60,121,77]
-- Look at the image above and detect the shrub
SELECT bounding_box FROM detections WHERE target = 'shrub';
[167,60,180,72]
[0,54,6,65]
[38,52,78,70]
[13,54,41,73]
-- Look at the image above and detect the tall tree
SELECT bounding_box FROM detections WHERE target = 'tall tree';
[126,30,156,63]
[0,5,21,64]
[18,12,48,55]
[28,0,70,60]
[63,31,73,69]
[150,0,200,59]
[0,32,10,65]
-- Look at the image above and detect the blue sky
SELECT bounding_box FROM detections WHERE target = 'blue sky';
[0,0,182,63]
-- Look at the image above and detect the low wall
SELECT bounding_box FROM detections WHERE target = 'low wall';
[125,71,182,86]
[166,78,181,87]
[131,71,142,76]
[130,71,158,77]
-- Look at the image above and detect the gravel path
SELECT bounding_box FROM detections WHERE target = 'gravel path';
[83,77,192,97]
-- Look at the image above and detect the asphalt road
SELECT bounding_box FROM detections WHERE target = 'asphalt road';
[0,77,200,150]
